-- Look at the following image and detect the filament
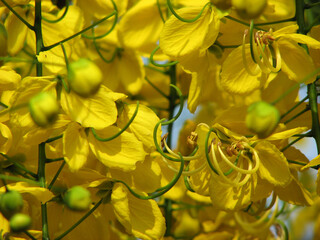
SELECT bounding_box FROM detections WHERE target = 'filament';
[242,33,260,76]
[161,156,206,176]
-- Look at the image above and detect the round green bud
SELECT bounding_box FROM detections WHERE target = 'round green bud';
[67,58,103,97]
[9,213,31,232]
[246,101,280,138]
[232,0,267,19]
[64,186,91,211]
[0,191,23,219]
[29,92,59,127]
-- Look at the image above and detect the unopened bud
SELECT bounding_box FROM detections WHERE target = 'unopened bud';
[9,213,31,232]
[67,58,103,97]
[0,191,23,219]
[232,0,267,19]
[211,0,232,10]
[29,92,59,127]
[64,186,91,211]
[245,101,280,138]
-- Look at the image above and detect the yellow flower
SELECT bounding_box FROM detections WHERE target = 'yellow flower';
[221,24,320,95]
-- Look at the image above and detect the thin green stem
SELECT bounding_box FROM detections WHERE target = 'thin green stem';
[54,198,103,240]
[150,46,178,67]
[48,161,65,190]
[305,2,320,9]
[0,153,37,178]
[34,0,43,76]
[255,17,296,26]
[308,82,320,153]
[145,76,169,99]
[225,16,265,31]
[205,129,219,175]
[46,157,64,163]
[144,64,168,74]
[0,102,8,108]
[280,136,305,152]
[280,95,308,120]
[271,67,320,105]
[45,134,63,143]
[42,0,69,23]
[167,0,211,23]
[0,56,37,63]
[283,106,309,125]
[276,219,289,240]
[24,231,37,240]
[157,0,165,23]
[42,12,116,51]
[91,101,139,142]
[0,174,39,186]
[38,143,49,240]
[60,43,69,68]
[249,20,257,64]
[0,0,34,30]
[295,0,306,34]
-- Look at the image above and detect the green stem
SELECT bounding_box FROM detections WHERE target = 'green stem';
[0,173,39,185]
[145,76,169,99]
[38,143,49,240]
[255,17,296,26]
[283,106,309,124]
[167,0,211,23]
[46,157,64,163]
[164,198,172,237]
[0,153,37,178]
[280,136,305,152]
[225,16,265,31]
[42,12,116,51]
[167,65,177,148]
[280,95,308,120]
[34,0,43,76]
[45,134,63,143]
[150,46,178,67]
[48,161,65,190]
[54,198,103,240]
[42,0,69,23]
[24,231,37,240]
[295,0,306,34]
[305,2,320,9]
[0,102,8,108]
[0,0,34,30]
[308,82,320,153]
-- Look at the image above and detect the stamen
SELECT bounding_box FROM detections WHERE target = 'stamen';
[161,156,206,176]
[211,144,251,187]
[256,39,279,73]
[162,134,199,161]
[252,35,270,74]
[242,32,260,76]
[217,145,258,174]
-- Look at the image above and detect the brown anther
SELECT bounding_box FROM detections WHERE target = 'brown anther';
[161,133,169,148]
[231,147,239,156]
[208,138,216,153]
[226,146,233,157]
[187,132,198,149]
[236,142,245,150]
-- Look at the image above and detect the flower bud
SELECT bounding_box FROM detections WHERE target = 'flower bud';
[9,213,31,232]
[211,0,232,10]
[67,58,103,97]
[29,92,59,127]
[245,101,280,138]
[64,186,91,211]
[232,0,267,19]
[0,191,23,219]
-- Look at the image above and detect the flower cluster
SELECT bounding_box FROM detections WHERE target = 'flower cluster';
[0,0,320,239]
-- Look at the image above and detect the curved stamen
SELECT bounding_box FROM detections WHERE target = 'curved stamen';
[242,32,260,76]
[235,197,279,233]
[256,39,279,73]
[270,42,282,72]
[162,135,199,161]
[161,156,206,176]
[217,145,259,174]
[252,34,270,74]
[211,144,251,187]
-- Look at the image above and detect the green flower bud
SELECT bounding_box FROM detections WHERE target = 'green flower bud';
[0,191,23,219]
[29,92,59,127]
[232,0,267,19]
[64,186,91,211]
[67,58,103,97]
[246,101,280,138]
[9,213,31,232]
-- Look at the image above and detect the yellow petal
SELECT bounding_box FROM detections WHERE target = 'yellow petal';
[108,155,161,193]
[220,45,265,95]
[118,103,161,152]
[63,122,89,171]
[88,126,146,171]
[160,5,219,57]
[0,66,21,91]
[275,174,313,206]
[118,0,164,53]
[111,183,166,240]
[278,39,316,84]
[301,154,320,171]
[0,122,12,154]
[279,33,320,49]
[255,141,291,186]
[61,85,118,129]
